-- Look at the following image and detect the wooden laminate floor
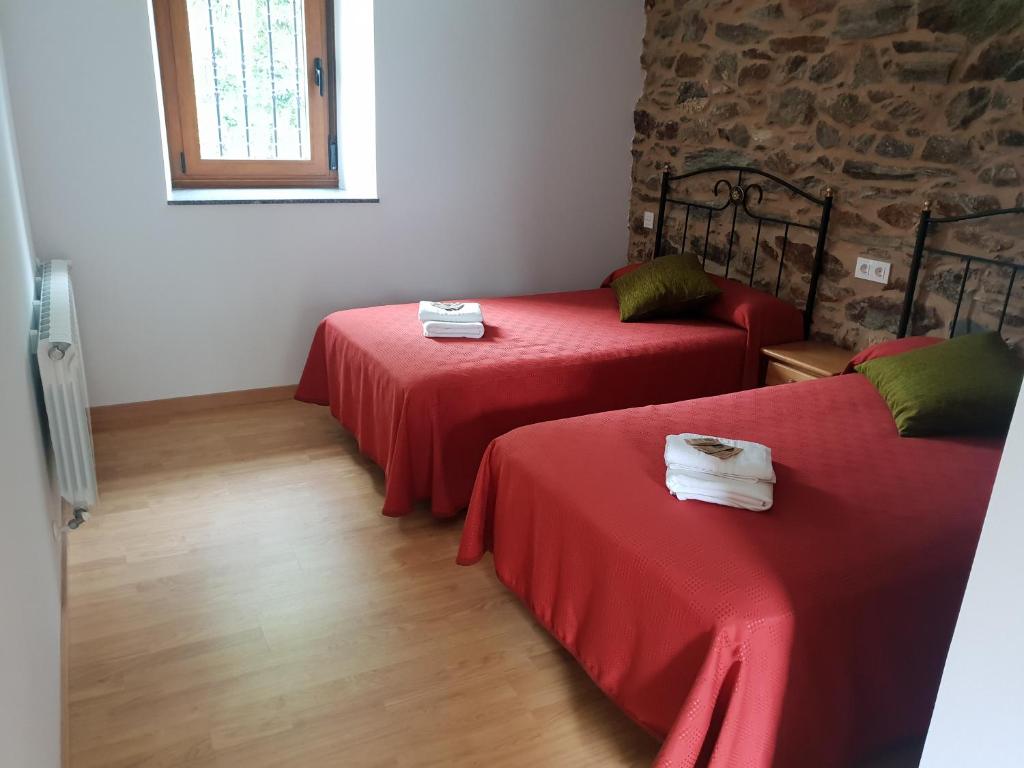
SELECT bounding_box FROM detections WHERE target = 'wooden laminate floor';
[68,399,661,767]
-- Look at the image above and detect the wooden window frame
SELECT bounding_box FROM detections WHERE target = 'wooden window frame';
[152,0,338,189]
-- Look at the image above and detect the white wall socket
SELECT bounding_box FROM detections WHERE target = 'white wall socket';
[855,257,891,285]
[643,211,655,229]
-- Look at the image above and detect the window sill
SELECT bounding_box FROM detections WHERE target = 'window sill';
[167,188,379,205]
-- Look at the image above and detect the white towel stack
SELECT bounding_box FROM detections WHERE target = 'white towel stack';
[664,433,775,511]
[418,301,485,339]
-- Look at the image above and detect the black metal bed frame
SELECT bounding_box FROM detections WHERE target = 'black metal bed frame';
[897,203,1024,339]
[652,165,834,339]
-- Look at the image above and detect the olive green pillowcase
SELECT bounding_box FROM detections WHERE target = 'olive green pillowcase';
[610,254,721,322]
[855,331,1023,437]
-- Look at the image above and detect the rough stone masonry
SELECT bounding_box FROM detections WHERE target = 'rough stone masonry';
[628,0,1024,351]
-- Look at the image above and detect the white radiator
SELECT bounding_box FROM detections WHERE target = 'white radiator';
[34,260,97,528]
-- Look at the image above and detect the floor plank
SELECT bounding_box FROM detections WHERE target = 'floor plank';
[69,399,660,767]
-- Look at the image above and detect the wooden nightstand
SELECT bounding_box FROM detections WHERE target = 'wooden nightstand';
[761,341,853,386]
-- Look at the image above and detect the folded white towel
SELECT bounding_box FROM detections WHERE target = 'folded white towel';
[423,320,485,339]
[666,468,773,512]
[418,301,484,324]
[665,433,776,483]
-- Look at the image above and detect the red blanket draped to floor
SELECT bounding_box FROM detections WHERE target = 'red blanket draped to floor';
[458,374,1003,767]
[297,279,802,516]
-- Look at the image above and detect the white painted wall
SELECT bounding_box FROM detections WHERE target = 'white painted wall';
[0,34,63,768]
[0,0,644,406]
[920,385,1024,768]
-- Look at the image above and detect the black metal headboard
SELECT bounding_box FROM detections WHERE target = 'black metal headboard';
[653,165,834,339]
[897,204,1024,339]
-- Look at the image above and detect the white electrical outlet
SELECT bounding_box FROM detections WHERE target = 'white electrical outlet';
[643,211,655,229]
[855,257,891,285]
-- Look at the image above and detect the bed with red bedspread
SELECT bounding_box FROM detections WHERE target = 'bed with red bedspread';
[458,373,1003,767]
[296,275,803,517]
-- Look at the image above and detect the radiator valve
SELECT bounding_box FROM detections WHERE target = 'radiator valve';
[67,508,90,530]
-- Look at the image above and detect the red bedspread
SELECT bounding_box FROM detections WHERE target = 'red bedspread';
[458,375,1003,767]
[296,278,802,516]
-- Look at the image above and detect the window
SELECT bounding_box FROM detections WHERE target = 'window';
[152,0,337,189]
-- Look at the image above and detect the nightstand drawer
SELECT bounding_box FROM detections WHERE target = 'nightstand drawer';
[765,360,817,386]
[761,341,852,387]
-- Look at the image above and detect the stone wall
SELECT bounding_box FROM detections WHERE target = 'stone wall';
[629,0,1024,350]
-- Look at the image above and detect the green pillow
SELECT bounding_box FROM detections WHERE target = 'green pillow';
[856,331,1023,437]
[611,254,721,322]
